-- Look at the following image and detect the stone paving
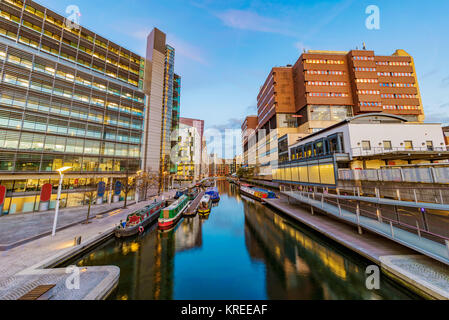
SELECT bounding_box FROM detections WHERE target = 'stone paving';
[0,191,174,300]
[0,193,164,249]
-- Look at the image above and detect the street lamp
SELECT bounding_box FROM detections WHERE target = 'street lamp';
[52,166,72,237]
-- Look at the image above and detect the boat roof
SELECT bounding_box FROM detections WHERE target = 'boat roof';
[165,195,187,210]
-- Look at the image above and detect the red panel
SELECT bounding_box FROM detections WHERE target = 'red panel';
[0,185,5,206]
[40,183,53,202]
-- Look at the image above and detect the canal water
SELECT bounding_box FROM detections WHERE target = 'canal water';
[64,180,418,300]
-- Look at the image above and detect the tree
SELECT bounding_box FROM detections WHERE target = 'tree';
[136,170,160,202]
[84,177,98,224]
[237,167,255,179]
[122,169,135,209]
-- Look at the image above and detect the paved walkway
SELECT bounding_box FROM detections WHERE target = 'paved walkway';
[283,191,449,266]
[0,191,174,300]
[0,193,165,250]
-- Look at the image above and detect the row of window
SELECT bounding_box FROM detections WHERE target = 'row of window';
[358,90,380,95]
[380,93,416,99]
[376,61,410,66]
[307,81,346,86]
[1,75,143,123]
[306,70,345,75]
[379,83,414,88]
[360,140,433,151]
[306,59,345,65]
[0,130,140,157]
[356,79,378,83]
[355,67,376,72]
[4,0,143,65]
[0,94,143,133]
[308,92,349,97]
[378,72,412,77]
[360,102,381,107]
[353,56,374,61]
[2,51,144,103]
[383,105,419,110]
[0,24,141,87]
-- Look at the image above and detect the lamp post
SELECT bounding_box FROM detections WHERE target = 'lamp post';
[52,166,72,237]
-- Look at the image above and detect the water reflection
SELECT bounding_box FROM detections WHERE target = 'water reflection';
[65,180,417,300]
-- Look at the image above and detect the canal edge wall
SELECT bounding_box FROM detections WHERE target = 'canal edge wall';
[264,198,449,300]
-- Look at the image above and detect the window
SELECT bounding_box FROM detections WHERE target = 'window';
[404,141,413,150]
[383,141,392,150]
[362,141,371,151]
[426,141,434,151]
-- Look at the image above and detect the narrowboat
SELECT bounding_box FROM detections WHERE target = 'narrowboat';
[239,184,277,202]
[115,201,164,238]
[186,187,200,200]
[174,188,187,199]
[205,187,220,202]
[158,195,190,230]
[197,195,212,215]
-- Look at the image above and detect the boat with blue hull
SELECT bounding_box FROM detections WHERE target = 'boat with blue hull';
[205,187,220,202]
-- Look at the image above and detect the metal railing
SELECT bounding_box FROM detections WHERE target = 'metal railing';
[339,167,449,184]
[351,146,448,157]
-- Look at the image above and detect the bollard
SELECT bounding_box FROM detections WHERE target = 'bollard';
[74,236,82,246]
[390,221,395,238]
[416,221,421,239]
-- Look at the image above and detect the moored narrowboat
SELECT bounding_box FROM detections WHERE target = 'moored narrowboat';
[158,195,190,230]
[239,184,277,202]
[186,187,200,200]
[197,195,212,215]
[115,201,164,238]
[205,187,220,202]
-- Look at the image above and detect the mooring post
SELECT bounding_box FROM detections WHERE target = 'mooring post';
[356,202,362,235]
[413,189,418,203]
[311,206,314,216]
[337,198,342,216]
[440,190,444,205]
[396,189,401,201]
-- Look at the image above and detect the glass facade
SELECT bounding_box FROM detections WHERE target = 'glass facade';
[0,0,146,214]
[160,45,175,183]
[170,73,181,174]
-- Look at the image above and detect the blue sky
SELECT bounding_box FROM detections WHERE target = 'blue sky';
[38,0,449,156]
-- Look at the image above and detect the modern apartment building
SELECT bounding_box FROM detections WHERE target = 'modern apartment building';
[242,47,425,182]
[293,49,424,133]
[170,73,181,175]
[176,117,204,182]
[241,115,258,168]
[0,0,177,214]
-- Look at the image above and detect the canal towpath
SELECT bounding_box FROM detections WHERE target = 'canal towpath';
[0,191,175,300]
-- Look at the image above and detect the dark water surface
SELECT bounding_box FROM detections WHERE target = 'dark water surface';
[65,180,418,300]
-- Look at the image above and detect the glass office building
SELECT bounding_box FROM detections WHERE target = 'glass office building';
[0,0,146,214]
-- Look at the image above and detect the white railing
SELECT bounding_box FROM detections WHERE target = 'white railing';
[339,167,449,184]
[351,146,447,157]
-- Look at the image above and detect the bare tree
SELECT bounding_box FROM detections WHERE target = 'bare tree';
[122,169,135,209]
[136,170,160,202]
[84,177,98,224]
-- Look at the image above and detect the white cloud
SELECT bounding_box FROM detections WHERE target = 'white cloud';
[215,9,293,36]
